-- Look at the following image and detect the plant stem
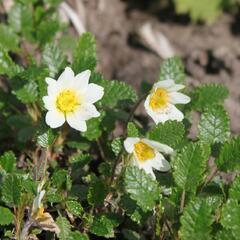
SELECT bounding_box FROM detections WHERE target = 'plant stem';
[180,190,186,213]
[19,219,33,240]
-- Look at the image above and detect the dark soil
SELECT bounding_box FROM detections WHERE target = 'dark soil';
[79,0,240,133]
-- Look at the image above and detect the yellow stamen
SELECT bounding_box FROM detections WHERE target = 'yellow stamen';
[56,90,79,113]
[35,206,45,220]
[149,88,169,111]
[134,141,155,162]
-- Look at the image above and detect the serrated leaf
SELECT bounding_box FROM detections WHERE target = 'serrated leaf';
[159,57,185,83]
[180,198,214,240]
[127,122,140,137]
[215,137,240,172]
[198,105,230,144]
[52,170,72,191]
[1,174,22,205]
[56,216,71,240]
[0,47,20,77]
[13,82,38,104]
[111,138,122,156]
[69,231,89,240]
[0,24,19,51]
[192,83,229,110]
[172,142,210,193]
[215,229,236,240]
[0,151,16,173]
[0,207,14,225]
[124,166,160,211]
[221,199,240,239]
[229,175,240,201]
[66,200,83,217]
[90,214,116,238]
[72,32,97,72]
[37,129,56,148]
[147,120,185,148]
[87,175,108,207]
[42,43,66,77]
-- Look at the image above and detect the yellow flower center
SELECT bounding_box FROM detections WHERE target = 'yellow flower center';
[149,88,169,111]
[35,205,45,220]
[134,141,155,162]
[56,90,79,113]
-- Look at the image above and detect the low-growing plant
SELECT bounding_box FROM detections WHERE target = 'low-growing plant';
[0,1,240,240]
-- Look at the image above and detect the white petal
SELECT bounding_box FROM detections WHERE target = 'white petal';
[166,104,184,122]
[86,83,104,103]
[57,67,75,86]
[45,110,65,128]
[142,139,173,154]
[124,137,140,153]
[66,113,87,132]
[74,69,91,90]
[151,152,170,172]
[168,84,185,92]
[45,77,56,85]
[77,103,100,121]
[43,96,55,111]
[169,92,191,104]
[153,80,174,90]
[139,161,156,179]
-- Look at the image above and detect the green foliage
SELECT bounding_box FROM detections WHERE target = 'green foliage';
[0,24,19,51]
[148,120,185,148]
[159,57,185,83]
[198,105,230,144]
[0,151,16,173]
[216,136,240,172]
[0,207,14,226]
[220,199,240,238]
[192,83,229,110]
[72,32,97,72]
[42,43,66,77]
[56,216,71,240]
[180,198,214,239]
[127,122,140,137]
[1,174,22,205]
[229,175,240,201]
[66,200,83,217]
[124,166,160,211]
[172,142,210,193]
[174,0,222,23]
[37,129,56,148]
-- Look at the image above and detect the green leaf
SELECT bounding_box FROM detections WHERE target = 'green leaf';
[13,82,38,104]
[221,199,240,239]
[229,175,240,201]
[192,83,229,110]
[42,42,66,77]
[147,120,185,148]
[69,232,89,240]
[72,32,97,72]
[215,230,236,240]
[1,174,22,205]
[180,198,214,240]
[122,229,145,240]
[124,166,160,211]
[0,24,19,51]
[215,137,240,172]
[0,47,20,77]
[111,138,122,156]
[90,214,117,238]
[172,142,210,193]
[0,207,14,225]
[56,216,71,240]
[66,200,83,217]
[36,19,59,45]
[127,122,140,137]
[159,57,185,84]
[0,151,16,173]
[198,105,230,144]
[37,129,56,148]
[87,175,108,208]
[52,169,72,191]
[174,0,222,23]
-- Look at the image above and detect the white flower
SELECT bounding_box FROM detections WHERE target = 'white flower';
[43,67,104,132]
[124,137,173,179]
[144,79,190,124]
